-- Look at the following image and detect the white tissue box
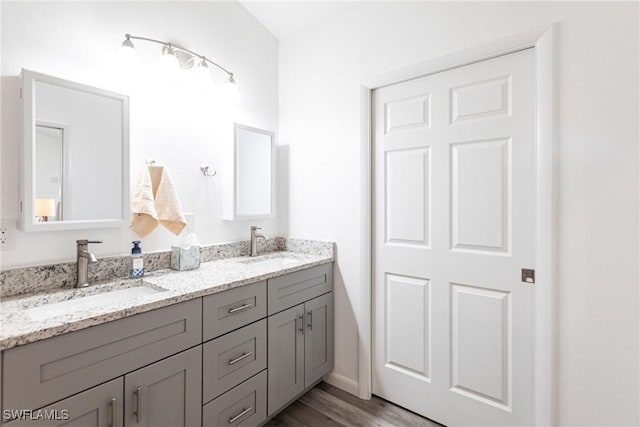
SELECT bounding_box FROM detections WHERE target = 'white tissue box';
[171,245,200,271]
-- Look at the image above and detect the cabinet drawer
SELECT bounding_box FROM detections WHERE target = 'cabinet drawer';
[3,298,201,413]
[203,281,266,341]
[267,263,333,315]
[203,319,266,403]
[203,370,267,427]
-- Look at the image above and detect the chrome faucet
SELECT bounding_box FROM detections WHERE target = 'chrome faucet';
[76,239,102,288]
[250,226,268,257]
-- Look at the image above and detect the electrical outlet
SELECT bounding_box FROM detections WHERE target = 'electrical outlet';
[0,219,17,251]
[183,214,195,235]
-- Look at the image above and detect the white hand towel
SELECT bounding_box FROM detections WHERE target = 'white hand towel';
[130,165,187,237]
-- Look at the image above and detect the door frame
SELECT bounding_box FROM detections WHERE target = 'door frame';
[357,25,556,425]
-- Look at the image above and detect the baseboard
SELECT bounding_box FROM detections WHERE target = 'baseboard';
[323,371,359,396]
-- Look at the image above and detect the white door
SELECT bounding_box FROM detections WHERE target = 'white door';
[373,49,536,426]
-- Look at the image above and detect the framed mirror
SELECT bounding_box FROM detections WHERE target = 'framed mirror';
[21,69,129,231]
[223,124,274,220]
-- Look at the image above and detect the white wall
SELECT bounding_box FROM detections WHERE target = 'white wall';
[280,2,639,425]
[1,1,283,268]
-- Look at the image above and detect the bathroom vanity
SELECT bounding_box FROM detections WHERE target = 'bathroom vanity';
[0,253,334,426]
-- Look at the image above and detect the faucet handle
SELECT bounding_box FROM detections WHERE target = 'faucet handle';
[76,239,103,245]
[251,226,261,231]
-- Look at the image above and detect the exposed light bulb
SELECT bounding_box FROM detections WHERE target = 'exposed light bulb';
[160,45,180,79]
[194,58,213,88]
[117,37,141,72]
[223,75,239,104]
[115,36,142,91]
[117,34,238,96]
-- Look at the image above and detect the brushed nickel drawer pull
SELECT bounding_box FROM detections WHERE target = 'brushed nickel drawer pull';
[228,352,253,365]
[307,311,313,330]
[229,406,253,423]
[297,314,304,334]
[228,303,253,314]
[134,387,142,423]
[110,397,118,427]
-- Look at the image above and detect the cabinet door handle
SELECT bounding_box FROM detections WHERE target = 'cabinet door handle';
[229,407,253,424]
[307,311,313,330]
[228,303,253,314]
[228,352,253,365]
[110,397,118,427]
[298,314,304,334]
[134,387,142,423]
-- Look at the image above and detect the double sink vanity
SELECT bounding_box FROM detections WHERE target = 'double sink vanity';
[4,61,329,427]
[0,244,334,426]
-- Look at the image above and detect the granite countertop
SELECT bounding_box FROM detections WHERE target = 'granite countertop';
[0,251,333,351]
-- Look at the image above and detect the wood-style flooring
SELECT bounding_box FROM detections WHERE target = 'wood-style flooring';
[264,382,444,427]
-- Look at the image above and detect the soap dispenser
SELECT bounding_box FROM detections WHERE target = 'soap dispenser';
[129,241,145,278]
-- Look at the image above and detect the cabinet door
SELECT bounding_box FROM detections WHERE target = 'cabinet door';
[304,293,334,388]
[267,304,305,416]
[124,346,201,427]
[6,378,122,427]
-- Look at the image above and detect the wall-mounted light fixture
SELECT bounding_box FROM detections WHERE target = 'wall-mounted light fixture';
[119,33,239,102]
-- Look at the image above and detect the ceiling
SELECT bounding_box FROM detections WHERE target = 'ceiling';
[238,1,359,40]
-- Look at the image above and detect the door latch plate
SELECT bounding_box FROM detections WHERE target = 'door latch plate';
[521,269,535,284]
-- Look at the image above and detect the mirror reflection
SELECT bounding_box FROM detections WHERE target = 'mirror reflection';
[236,125,273,217]
[223,124,274,220]
[35,123,64,221]
[22,69,129,231]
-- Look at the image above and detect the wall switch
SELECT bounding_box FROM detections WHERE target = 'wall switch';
[0,219,17,251]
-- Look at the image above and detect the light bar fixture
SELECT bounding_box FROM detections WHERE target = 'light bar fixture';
[119,33,238,100]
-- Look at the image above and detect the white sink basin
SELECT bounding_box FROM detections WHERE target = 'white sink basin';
[25,285,162,321]
[237,253,302,269]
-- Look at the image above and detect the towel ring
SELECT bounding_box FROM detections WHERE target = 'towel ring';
[200,165,217,177]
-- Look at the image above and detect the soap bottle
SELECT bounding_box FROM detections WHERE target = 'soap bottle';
[129,241,144,278]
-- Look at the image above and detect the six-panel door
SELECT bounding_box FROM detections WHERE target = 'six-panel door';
[124,346,202,427]
[373,48,536,426]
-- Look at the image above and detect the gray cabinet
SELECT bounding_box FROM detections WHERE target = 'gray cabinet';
[1,261,334,427]
[124,346,202,427]
[203,319,267,403]
[304,292,334,388]
[203,281,266,341]
[267,293,334,416]
[202,371,267,427]
[267,304,305,416]
[6,378,123,427]
[267,264,332,315]
[3,299,201,413]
